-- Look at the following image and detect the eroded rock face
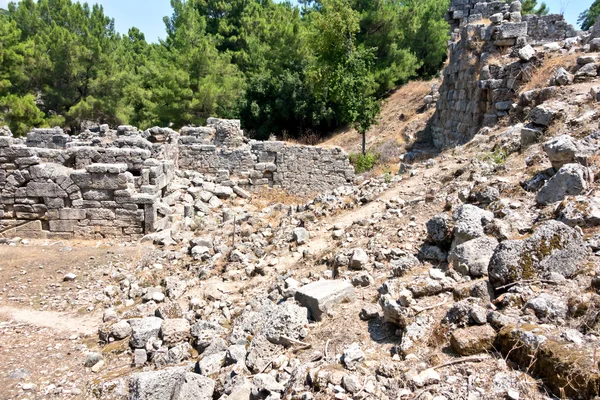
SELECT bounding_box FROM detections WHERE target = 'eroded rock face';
[488,220,588,289]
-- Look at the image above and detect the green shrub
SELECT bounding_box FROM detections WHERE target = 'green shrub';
[478,148,508,165]
[350,152,380,173]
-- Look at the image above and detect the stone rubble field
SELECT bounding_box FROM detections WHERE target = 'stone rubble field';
[5,1,600,399]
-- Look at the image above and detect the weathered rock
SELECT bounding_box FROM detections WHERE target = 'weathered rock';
[537,164,590,205]
[553,67,573,86]
[524,293,568,321]
[253,373,285,393]
[379,295,409,327]
[518,45,536,62]
[292,227,308,245]
[556,196,600,228]
[342,343,364,371]
[399,314,435,355]
[497,325,600,399]
[129,317,163,348]
[450,325,496,356]
[129,368,214,400]
[543,135,580,171]
[191,321,226,351]
[295,280,355,321]
[155,303,184,319]
[246,301,308,373]
[452,205,494,246]
[160,319,191,347]
[391,253,421,276]
[197,352,226,375]
[351,272,374,287]
[359,304,380,321]
[448,236,499,277]
[426,213,453,246]
[110,320,133,340]
[349,248,369,270]
[488,220,588,289]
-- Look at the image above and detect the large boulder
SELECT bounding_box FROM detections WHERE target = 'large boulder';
[129,367,214,400]
[448,236,499,277]
[452,205,494,247]
[488,221,588,289]
[537,164,591,205]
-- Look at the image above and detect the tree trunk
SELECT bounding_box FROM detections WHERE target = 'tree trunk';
[362,132,366,156]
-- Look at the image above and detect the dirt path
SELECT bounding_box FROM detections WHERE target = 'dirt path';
[0,305,100,336]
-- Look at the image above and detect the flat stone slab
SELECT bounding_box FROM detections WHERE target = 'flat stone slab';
[295,280,355,321]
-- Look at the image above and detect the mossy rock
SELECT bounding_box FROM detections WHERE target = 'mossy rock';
[488,220,588,289]
[497,325,600,399]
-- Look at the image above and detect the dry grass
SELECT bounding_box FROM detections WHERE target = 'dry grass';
[250,187,312,210]
[322,79,437,154]
[520,53,579,93]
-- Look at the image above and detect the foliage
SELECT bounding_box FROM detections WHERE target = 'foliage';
[350,152,380,173]
[521,0,549,16]
[579,0,600,31]
[0,0,451,138]
[478,148,508,165]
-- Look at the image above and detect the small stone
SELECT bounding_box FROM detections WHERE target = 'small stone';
[349,248,369,270]
[342,343,364,371]
[84,352,103,368]
[518,45,536,62]
[91,359,105,373]
[134,349,147,367]
[292,227,309,244]
[63,273,76,281]
[359,305,380,320]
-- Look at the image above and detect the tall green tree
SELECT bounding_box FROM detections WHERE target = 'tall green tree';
[579,0,600,31]
[521,0,549,16]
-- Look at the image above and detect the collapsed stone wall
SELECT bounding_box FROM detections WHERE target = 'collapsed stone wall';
[0,118,354,239]
[432,0,577,149]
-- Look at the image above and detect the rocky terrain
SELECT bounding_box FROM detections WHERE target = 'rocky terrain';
[4,1,600,400]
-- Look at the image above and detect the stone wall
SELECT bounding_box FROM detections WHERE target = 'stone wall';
[0,135,174,240]
[431,0,576,149]
[178,140,354,194]
[0,118,354,239]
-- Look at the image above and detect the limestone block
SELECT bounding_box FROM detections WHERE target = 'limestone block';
[295,280,355,321]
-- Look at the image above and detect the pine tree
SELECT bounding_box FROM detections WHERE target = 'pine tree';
[579,0,600,31]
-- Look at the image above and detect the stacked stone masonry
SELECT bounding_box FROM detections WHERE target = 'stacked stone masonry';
[432,0,577,149]
[0,119,354,239]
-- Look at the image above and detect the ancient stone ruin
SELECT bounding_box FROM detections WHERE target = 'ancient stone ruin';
[0,119,354,240]
[430,0,578,148]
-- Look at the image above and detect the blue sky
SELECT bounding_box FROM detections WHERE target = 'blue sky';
[0,0,594,42]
